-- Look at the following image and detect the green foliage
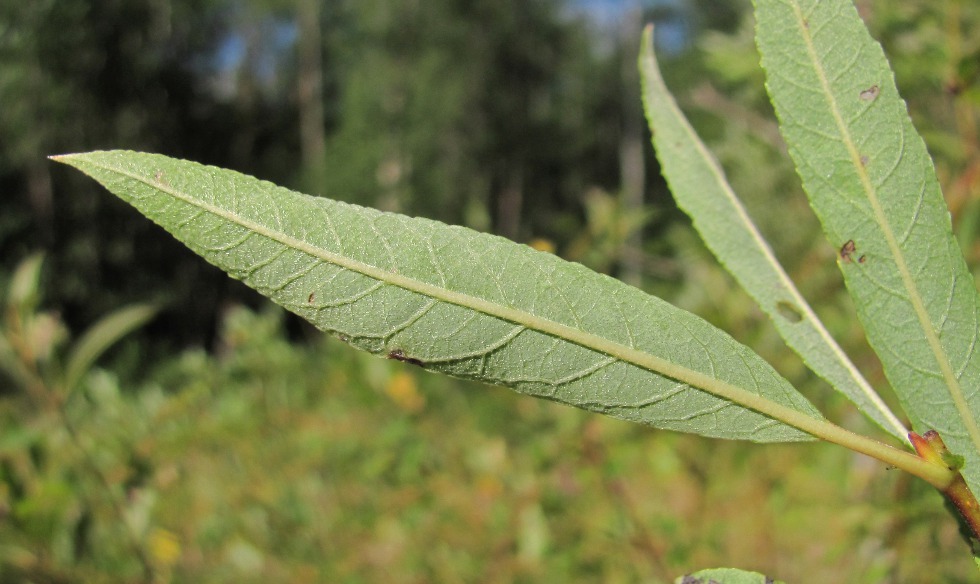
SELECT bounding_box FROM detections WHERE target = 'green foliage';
[306,0,614,234]
[562,188,657,276]
[0,253,159,581]
[7,0,980,581]
[2,300,974,581]
[45,0,980,574]
[0,253,158,400]
[754,0,980,494]
[53,150,821,443]
[5,0,623,344]
[640,25,906,440]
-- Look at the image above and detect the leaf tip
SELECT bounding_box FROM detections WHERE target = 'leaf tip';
[49,152,87,167]
[641,23,654,53]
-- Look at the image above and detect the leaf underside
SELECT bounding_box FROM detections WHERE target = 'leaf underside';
[754,0,980,489]
[676,567,786,584]
[54,150,821,443]
[638,25,906,440]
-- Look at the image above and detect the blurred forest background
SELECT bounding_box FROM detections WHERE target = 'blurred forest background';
[2,0,980,581]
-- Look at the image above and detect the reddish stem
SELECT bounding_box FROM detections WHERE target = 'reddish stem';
[910,430,980,542]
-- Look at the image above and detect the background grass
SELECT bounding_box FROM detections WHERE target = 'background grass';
[2,303,973,582]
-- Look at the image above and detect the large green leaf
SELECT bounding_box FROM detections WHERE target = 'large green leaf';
[754,0,980,489]
[53,150,822,443]
[638,25,906,440]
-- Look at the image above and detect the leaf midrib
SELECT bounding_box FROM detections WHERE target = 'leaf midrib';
[788,1,980,450]
[99,157,830,433]
[52,151,960,487]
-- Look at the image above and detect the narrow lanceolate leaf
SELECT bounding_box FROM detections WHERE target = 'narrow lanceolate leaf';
[754,0,980,490]
[638,25,906,441]
[63,303,159,393]
[54,150,823,443]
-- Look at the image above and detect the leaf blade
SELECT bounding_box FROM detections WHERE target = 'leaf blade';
[638,25,907,440]
[675,567,787,584]
[754,0,980,487]
[54,150,824,443]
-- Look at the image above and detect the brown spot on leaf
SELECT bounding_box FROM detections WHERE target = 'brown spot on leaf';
[387,348,425,367]
[307,292,315,303]
[860,155,869,166]
[153,170,171,187]
[840,239,857,262]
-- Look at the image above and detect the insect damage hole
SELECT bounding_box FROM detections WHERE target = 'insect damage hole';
[775,301,803,323]
[859,84,880,101]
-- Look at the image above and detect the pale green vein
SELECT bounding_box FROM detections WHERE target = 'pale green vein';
[50,152,955,488]
[425,325,527,364]
[786,0,980,452]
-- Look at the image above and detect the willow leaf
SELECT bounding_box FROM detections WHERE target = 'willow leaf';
[53,150,823,443]
[675,568,786,584]
[638,25,906,440]
[754,0,980,489]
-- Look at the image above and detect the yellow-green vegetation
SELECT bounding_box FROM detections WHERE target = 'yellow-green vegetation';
[0,303,973,582]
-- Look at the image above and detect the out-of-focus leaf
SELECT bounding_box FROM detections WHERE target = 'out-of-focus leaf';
[63,303,159,393]
[7,252,45,312]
